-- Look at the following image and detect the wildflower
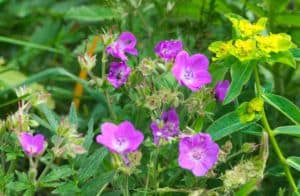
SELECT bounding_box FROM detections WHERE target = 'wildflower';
[231,39,257,61]
[178,133,219,176]
[106,32,138,61]
[171,51,212,91]
[96,121,144,154]
[208,41,232,61]
[154,40,183,61]
[256,33,294,54]
[77,53,96,71]
[150,108,180,145]
[215,80,230,102]
[107,61,131,88]
[248,97,264,113]
[19,132,46,156]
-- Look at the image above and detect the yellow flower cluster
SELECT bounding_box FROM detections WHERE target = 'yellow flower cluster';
[209,14,295,62]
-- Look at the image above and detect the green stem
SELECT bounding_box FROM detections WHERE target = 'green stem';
[124,174,129,196]
[101,49,117,120]
[254,65,298,192]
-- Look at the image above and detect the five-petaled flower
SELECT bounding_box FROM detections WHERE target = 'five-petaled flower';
[107,61,131,88]
[106,32,138,61]
[150,108,180,145]
[96,121,144,155]
[172,50,212,91]
[215,80,230,102]
[178,133,219,176]
[19,132,46,156]
[154,40,183,61]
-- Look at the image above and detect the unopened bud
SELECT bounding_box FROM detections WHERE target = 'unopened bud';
[78,53,96,71]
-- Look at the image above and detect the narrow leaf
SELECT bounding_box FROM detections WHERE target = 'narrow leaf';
[68,102,78,125]
[287,156,300,172]
[223,62,254,104]
[206,112,255,141]
[38,104,59,132]
[274,126,300,137]
[263,93,300,125]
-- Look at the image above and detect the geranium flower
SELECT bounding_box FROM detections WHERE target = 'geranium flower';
[215,80,230,102]
[171,50,212,91]
[106,32,138,61]
[19,132,46,156]
[107,61,131,88]
[150,108,180,145]
[96,121,144,154]
[154,40,183,61]
[178,133,219,176]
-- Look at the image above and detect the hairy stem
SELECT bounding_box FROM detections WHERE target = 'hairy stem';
[254,65,298,192]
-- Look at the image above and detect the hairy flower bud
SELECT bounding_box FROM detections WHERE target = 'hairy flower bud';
[78,53,96,71]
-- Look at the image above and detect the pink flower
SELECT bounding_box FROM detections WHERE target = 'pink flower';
[106,32,138,61]
[150,108,180,145]
[107,61,131,88]
[171,51,212,91]
[178,133,219,176]
[215,80,230,102]
[154,40,183,61]
[96,121,144,154]
[19,132,46,156]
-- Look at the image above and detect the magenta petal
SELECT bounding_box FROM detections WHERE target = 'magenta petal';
[215,80,230,102]
[178,153,194,170]
[189,54,209,71]
[19,132,45,156]
[192,162,209,176]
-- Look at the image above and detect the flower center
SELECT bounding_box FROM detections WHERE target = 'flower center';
[191,149,204,161]
[116,70,124,80]
[183,69,194,80]
[113,137,128,152]
[27,145,37,154]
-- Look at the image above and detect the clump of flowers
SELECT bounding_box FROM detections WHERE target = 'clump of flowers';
[19,132,46,156]
[154,40,183,61]
[150,108,180,145]
[172,50,212,91]
[178,133,219,176]
[237,97,264,123]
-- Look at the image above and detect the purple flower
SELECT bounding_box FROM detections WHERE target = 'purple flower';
[215,80,230,102]
[171,51,212,91]
[150,108,180,145]
[154,40,183,61]
[19,132,46,156]
[96,121,144,154]
[178,133,219,176]
[106,32,138,61]
[107,61,131,88]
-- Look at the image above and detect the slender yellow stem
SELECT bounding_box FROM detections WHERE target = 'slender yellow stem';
[254,65,298,192]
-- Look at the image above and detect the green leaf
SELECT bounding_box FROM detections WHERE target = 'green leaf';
[291,48,300,61]
[65,6,117,22]
[81,171,115,196]
[52,182,80,195]
[206,112,255,141]
[40,165,73,183]
[223,62,254,104]
[38,104,59,132]
[68,102,77,125]
[287,156,300,172]
[235,179,258,196]
[83,118,95,151]
[78,148,108,183]
[262,93,300,125]
[274,126,300,137]
[275,13,300,27]
[268,51,296,68]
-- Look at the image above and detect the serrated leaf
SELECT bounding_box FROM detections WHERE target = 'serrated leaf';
[81,171,115,196]
[206,112,255,141]
[223,61,254,104]
[287,156,300,172]
[51,182,80,195]
[78,148,108,183]
[40,165,73,183]
[38,104,59,132]
[263,93,300,125]
[65,6,117,22]
[274,126,300,137]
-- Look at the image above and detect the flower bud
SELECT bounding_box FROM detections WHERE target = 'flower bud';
[77,53,96,71]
